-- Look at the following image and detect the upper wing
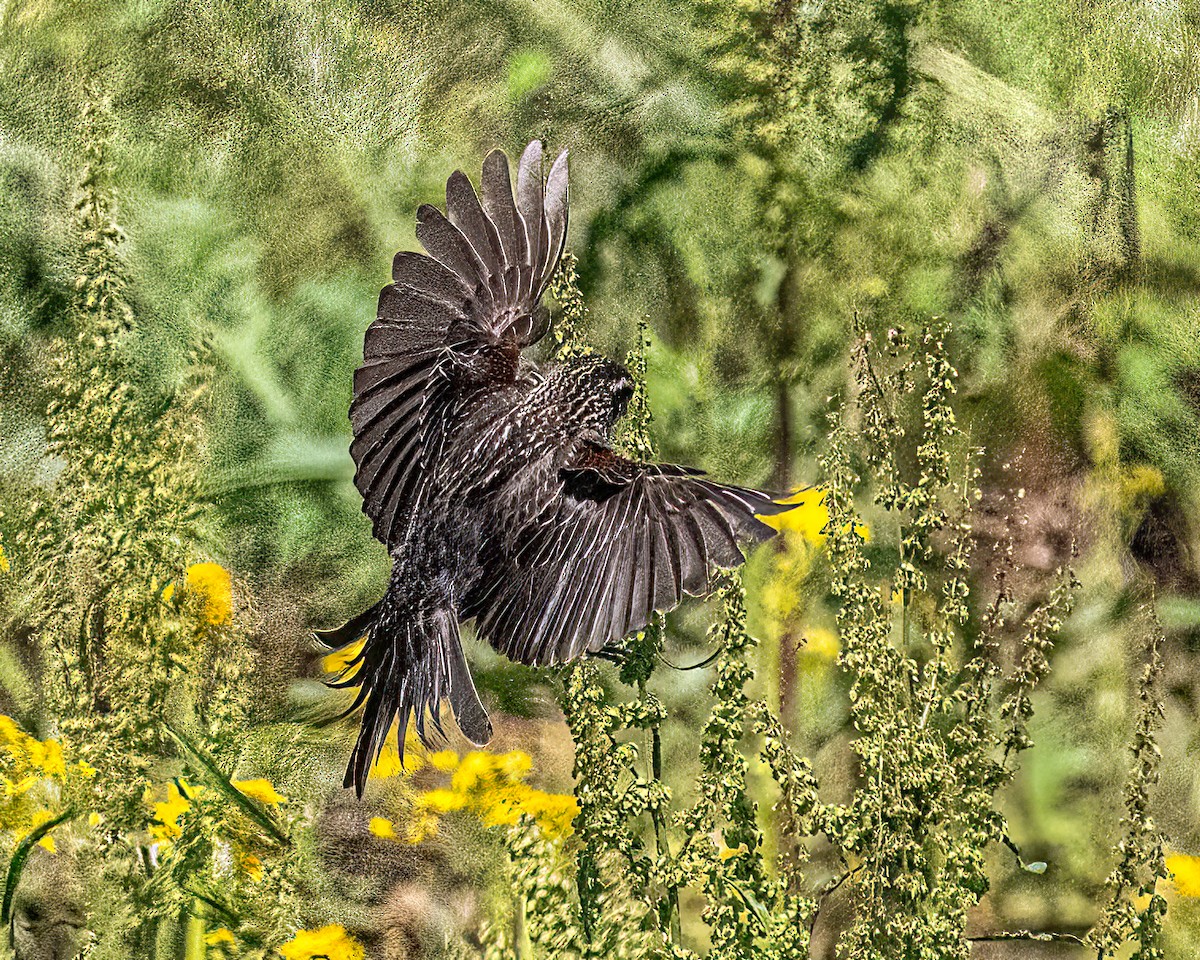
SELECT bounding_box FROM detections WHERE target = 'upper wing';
[463,444,788,666]
[350,142,569,544]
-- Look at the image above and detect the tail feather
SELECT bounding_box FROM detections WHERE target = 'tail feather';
[324,593,493,797]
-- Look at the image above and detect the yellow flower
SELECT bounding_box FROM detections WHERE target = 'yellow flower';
[236,850,264,883]
[428,749,459,772]
[759,488,869,544]
[233,778,287,805]
[369,737,424,778]
[161,583,175,603]
[87,812,102,827]
[322,638,364,676]
[38,835,56,853]
[409,748,578,843]
[802,627,839,662]
[279,924,365,960]
[0,545,9,574]
[718,843,748,861]
[148,781,201,847]
[28,738,65,778]
[418,788,465,815]
[205,928,236,946]
[186,562,232,625]
[76,760,97,779]
[369,817,396,839]
[1167,852,1200,897]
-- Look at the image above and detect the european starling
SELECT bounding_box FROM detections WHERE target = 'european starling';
[320,141,791,795]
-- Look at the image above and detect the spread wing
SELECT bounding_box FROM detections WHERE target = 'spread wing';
[463,444,788,666]
[350,142,569,544]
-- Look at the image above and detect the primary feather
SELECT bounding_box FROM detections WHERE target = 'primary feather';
[321,141,792,795]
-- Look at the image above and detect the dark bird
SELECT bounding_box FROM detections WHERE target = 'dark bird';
[320,141,791,795]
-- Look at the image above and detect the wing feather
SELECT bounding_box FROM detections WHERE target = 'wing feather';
[465,446,786,666]
[349,142,570,544]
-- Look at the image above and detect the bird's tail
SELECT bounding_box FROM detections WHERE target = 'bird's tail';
[315,586,492,797]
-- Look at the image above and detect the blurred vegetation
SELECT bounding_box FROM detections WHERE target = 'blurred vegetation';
[2,0,1200,956]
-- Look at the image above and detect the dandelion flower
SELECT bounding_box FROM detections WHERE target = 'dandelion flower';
[205,928,236,946]
[279,924,365,960]
[186,562,232,625]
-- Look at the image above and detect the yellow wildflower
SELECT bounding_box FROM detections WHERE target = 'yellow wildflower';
[233,778,287,805]
[186,562,232,626]
[428,749,459,772]
[718,843,748,861]
[236,850,264,883]
[76,760,97,779]
[205,928,236,946]
[404,807,439,843]
[28,738,65,778]
[410,748,578,842]
[759,488,869,543]
[368,817,396,839]
[161,583,175,603]
[418,788,466,815]
[0,545,9,574]
[505,786,578,840]
[322,638,364,676]
[148,781,201,847]
[1167,852,1200,897]
[279,924,365,960]
[801,628,839,662]
[38,835,56,853]
[87,812,102,827]
[5,775,36,798]
[370,738,424,778]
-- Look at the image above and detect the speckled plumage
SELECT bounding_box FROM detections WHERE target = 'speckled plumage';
[320,142,789,795]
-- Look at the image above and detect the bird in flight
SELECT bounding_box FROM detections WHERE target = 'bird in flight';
[320,141,791,795]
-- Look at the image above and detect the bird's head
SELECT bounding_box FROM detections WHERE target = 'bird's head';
[552,355,635,437]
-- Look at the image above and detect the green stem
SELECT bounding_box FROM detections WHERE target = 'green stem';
[162,721,289,846]
[2,808,76,925]
[184,900,206,960]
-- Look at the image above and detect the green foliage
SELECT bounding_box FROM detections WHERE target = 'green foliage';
[1,0,1198,956]
[0,100,336,960]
